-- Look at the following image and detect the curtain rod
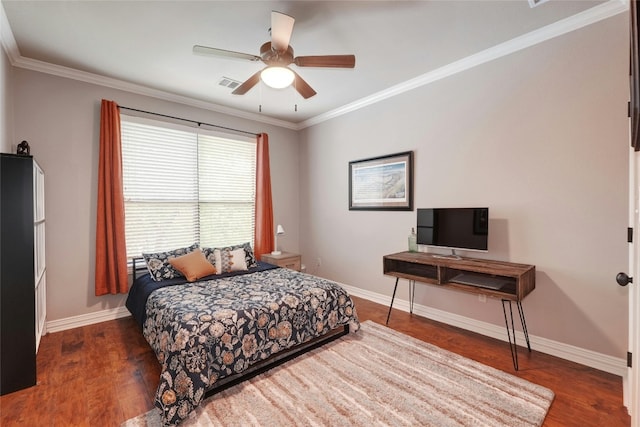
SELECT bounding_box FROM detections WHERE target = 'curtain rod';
[118,105,259,137]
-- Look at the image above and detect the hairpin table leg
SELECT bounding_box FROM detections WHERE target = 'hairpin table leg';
[502,299,519,370]
[502,299,531,371]
[517,300,531,351]
[409,280,415,314]
[386,277,399,325]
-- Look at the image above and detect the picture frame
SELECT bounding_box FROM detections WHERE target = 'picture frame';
[349,151,413,211]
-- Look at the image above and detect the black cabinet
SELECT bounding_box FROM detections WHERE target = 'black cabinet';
[0,154,38,395]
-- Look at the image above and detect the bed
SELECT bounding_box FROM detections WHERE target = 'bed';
[125,244,360,426]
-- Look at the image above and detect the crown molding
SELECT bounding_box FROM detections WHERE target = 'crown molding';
[0,0,298,131]
[299,0,628,129]
[12,55,300,130]
[0,0,19,64]
[0,0,629,132]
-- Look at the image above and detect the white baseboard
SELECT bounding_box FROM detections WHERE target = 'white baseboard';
[45,306,131,334]
[44,284,627,379]
[339,283,628,378]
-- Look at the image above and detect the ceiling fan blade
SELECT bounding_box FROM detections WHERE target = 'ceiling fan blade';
[271,11,295,52]
[294,55,356,68]
[193,45,261,62]
[291,70,317,99]
[231,70,263,95]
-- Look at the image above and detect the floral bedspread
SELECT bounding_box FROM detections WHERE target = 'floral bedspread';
[142,267,360,426]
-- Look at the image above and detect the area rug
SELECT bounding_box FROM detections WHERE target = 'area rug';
[123,320,554,427]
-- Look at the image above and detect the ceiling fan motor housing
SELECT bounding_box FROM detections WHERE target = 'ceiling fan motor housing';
[260,42,294,66]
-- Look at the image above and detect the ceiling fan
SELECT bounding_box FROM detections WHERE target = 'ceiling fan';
[193,11,356,99]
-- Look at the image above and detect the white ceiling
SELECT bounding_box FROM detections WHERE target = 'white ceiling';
[0,1,622,128]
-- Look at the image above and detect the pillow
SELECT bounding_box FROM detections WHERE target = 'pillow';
[214,247,248,273]
[203,246,217,267]
[202,242,257,269]
[143,243,198,281]
[234,242,257,268]
[168,248,217,282]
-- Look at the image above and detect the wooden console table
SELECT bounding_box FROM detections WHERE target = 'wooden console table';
[383,251,536,370]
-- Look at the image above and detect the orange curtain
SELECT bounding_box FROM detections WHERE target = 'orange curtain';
[95,99,128,295]
[254,133,274,258]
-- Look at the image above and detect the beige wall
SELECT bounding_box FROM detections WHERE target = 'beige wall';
[11,69,300,321]
[1,5,630,362]
[299,14,629,358]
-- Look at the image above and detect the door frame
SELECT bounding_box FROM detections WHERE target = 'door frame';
[626,147,639,427]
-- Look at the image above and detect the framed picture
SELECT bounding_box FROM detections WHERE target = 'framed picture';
[349,151,413,211]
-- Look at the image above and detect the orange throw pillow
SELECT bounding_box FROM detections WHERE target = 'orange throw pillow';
[168,248,217,282]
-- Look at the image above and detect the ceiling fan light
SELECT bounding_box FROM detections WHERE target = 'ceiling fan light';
[261,66,295,89]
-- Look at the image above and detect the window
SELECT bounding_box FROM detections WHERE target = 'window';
[121,117,256,258]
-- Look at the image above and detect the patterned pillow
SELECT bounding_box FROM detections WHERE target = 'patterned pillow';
[229,242,257,268]
[203,242,257,269]
[220,248,247,272]
[143,243,198,281]
[202,246,217,266]
[202,247,248,274]
[216,247,248,273]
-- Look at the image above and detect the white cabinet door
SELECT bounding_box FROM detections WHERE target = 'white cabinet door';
[33,161,46,351]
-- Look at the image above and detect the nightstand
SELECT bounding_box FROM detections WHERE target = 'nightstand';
[261,252,301,271]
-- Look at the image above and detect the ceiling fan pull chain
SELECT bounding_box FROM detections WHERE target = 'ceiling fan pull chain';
[292,78,297,112]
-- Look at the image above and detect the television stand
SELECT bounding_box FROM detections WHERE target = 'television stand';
[431,249,462,260]
[382,251,535,370]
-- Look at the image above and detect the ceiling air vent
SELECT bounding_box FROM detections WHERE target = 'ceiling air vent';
[218,77,242,90]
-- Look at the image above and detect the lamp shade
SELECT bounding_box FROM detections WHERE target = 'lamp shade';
[261,67,295,89]
[276,224,285,235]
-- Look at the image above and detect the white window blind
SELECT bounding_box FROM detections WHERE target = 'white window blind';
[121,118,256,258]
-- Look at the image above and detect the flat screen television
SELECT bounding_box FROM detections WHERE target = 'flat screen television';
[416,208,489,254]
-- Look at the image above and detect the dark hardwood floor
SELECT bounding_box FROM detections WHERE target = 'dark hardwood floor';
[0,296,631,426]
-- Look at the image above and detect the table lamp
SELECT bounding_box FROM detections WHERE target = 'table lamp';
[272,224,285,255]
